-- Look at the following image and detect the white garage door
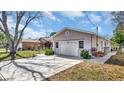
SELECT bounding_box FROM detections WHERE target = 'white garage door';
[59,40,78,56]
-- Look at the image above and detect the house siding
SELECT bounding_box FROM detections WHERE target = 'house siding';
[52,29,111,57]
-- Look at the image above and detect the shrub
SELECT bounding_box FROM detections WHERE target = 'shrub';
[80,50,91,59]
[45,49,54,55]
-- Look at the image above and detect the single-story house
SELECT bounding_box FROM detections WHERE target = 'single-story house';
[18,39,42,50]
[39,37,52,49]
[18,37,52,50]
[51,27,111,57]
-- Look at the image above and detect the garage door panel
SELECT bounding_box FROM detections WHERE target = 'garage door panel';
[59,41,78,56]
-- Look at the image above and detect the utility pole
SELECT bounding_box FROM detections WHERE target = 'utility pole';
[83,11,99,51]
[96,26,99,50]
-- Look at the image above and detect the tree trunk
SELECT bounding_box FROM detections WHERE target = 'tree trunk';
[10,50,16,61]
[9,41,16,61]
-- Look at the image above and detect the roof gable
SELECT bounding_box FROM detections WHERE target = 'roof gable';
[51,27,95,38]
[51,27,110,41]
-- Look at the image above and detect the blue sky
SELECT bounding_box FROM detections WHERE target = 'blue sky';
[7,11,116,39]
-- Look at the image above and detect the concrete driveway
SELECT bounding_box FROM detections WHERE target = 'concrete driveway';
[0,54,82,81]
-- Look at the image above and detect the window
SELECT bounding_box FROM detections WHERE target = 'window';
[104,41,106,47]
[56,42,58,48]
[79,41,84,48]
[65,31,70,36]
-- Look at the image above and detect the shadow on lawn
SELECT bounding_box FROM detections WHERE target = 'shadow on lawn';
[0,54,10,62]
[16,53,29,58]
[0,52,7,54]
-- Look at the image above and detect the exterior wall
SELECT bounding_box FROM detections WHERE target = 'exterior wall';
[52,29,112,57]
[91,35,111,52]
[22,42,42,50]
[97,37,106,52]
[52,29,92,57]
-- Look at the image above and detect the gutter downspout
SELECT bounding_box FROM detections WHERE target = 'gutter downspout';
[91,34,93,54]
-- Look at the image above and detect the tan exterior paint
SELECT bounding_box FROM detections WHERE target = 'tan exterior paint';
[18,40,42,50]
[21,41,41,50]
[51,28,111,57]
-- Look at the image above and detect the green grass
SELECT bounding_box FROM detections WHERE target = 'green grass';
[48,62,124,81]
[0,48,6,52]
[0,50,45,61]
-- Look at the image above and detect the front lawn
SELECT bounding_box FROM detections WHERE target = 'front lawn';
[0,48,6,52]
[48,62,124,81]
[105,50,124,66]
[0,50,45,61]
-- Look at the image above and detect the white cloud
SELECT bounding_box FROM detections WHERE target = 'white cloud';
[79,20,90,25]
[39,28,54,37]
[31,20,43,28]
[23,27,54,39]
[6,17,46,39]
[104,18,111,24]
[7,16,15,29]
[89,14,102,24]
[1,14,54,39]
[6,17,45,39]
[43,11,61,22]
[102,12,115,24]
[59,11,84,20]
[23,27,46,39]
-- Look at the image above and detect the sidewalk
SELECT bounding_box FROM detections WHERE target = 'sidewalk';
[89,52,117,64]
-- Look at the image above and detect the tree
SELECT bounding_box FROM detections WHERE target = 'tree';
[49,32,56,37]
[0,32,5,47]
[0,11,43,60]
[0,12,50,80]
[0,32,4,40]
[0,32,7,50]
[112,31,124,47]
[111,11,124,31]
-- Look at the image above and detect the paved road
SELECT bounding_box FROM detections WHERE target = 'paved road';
[0,54,82,81]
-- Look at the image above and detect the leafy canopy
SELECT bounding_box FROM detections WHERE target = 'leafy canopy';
[112,31,124,45]
[0,32,5,40]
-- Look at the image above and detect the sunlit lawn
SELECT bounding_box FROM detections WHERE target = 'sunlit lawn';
[0,50,45,61]
[49,51,124,81]
[0,48,6,52]
[48,62,124,81]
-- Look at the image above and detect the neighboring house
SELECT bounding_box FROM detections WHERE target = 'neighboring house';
[18,38,52,50]
[51,27,111,57]
[18,39,42,50]
[39,37,52,49]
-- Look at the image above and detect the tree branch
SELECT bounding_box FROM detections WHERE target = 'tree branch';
[15,13,39,49]
[0,26,5,33]
[1,12,13,42]
[14,11,25,42]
